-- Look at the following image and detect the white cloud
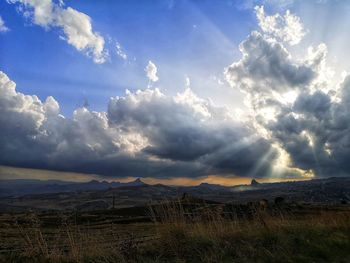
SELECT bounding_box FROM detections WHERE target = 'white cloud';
[115,41,127,60]
[8,0,107,63]
[0,16,9,32]
[255,5,305,45]
[145,60,159,82]
[225,31,314,93]
[185,76,191,88]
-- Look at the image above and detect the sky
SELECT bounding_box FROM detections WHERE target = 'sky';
[1,0,350,184]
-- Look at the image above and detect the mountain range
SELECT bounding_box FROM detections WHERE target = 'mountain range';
[0,178,146,197]
[0,177,349,212]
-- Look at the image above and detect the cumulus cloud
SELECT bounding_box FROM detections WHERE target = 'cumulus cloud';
[8,0,107,63]
[0,16,9,32]
[108,88,275,174]
[225,6,350,178]
[145,61,159,82]
[255,6,305,45]
[225,31,314,91]
[2,6,350,180]
[0,71,277,178]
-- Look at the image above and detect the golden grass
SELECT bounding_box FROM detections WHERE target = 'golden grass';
[1,202,350,263]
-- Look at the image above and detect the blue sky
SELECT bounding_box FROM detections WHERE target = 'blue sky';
[1,0,274,116]
[2,0,350,183]
[2,0,350,116]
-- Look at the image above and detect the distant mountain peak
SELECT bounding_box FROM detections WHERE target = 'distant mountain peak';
[197,182,228,190]
[125,178,146,186]
[251,179,260,186]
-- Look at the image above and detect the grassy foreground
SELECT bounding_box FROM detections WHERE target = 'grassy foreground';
[0,204,349,263]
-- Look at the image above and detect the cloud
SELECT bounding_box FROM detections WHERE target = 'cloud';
[185,76,191,88]
[106,87,277,177]
[255,6,305,45]
[3,5,350,180]
[234,0,295,11]
[225,31,314,93]
[0,71,276,178]
[225,6,350,178]
[8,0,107,63]
[0,16,9,32]
[115,41,127,60]
[145,61,159,82]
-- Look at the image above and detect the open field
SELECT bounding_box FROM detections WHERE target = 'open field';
[0,178,349,262]
[0,201,349,263]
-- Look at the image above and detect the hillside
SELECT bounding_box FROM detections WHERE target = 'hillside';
[0,177,349,212]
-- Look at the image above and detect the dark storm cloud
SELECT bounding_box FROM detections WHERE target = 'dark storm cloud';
[267,77,350,177]
[204,137,278,176]
[0,72,276,178]
[108,89,245,162]
[268,94,348,177]
[225,7,350,178]
[293,91,332,119]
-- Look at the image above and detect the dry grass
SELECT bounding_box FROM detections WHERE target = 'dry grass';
[1,202,350,262]
[147,200,350,262]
